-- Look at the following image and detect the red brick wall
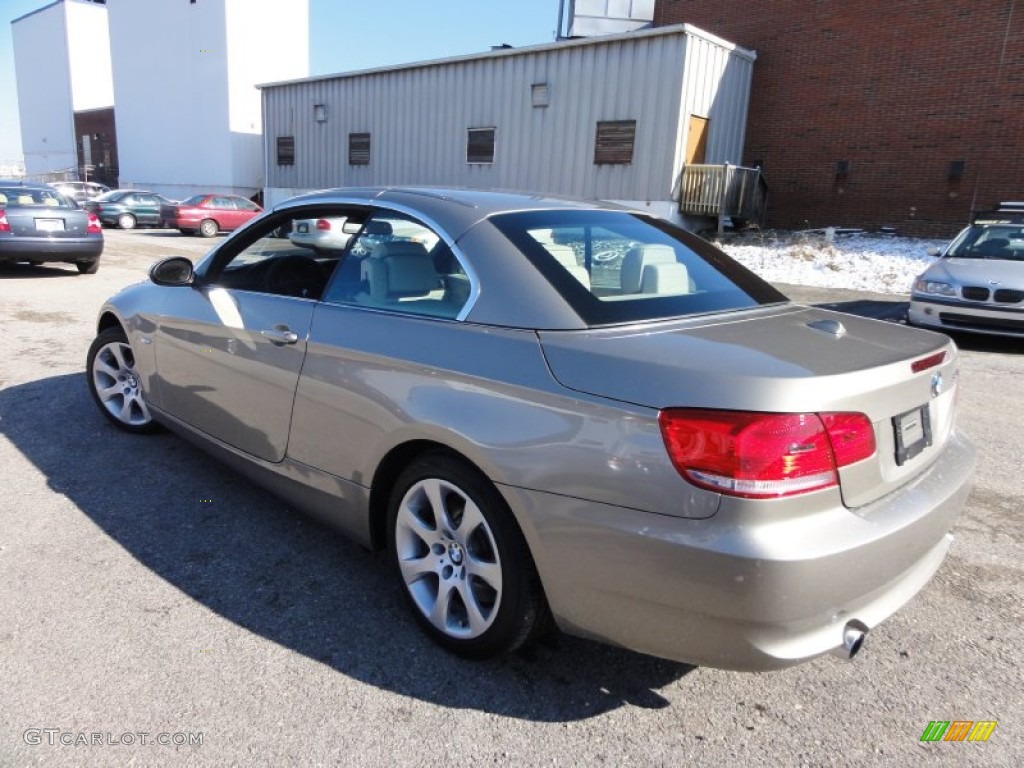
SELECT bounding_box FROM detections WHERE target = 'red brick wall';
[656,1,1023,236]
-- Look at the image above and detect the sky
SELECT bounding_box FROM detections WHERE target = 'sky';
[0,0,562,168]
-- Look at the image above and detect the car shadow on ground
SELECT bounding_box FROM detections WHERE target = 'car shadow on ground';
[813,298,910,323]
[0,373,693,721]
[0,262,79,279]
[814,298,1024,354]
[130,230,222,239]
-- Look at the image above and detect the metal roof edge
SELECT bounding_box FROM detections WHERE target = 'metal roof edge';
[682,23,757,61]
[12,0,107,26]
[11,0,65,26]
[257,24,747,90]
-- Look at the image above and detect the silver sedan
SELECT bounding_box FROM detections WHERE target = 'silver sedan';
[86,188,975,670]
[909,203,1024,336]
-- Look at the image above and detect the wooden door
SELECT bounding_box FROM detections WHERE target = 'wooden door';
[686,116,709,164]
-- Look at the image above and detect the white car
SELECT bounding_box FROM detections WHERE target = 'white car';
[908,202,1024,337]
[288,216,353,253]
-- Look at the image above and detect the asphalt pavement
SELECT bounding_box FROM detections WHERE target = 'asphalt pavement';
[0,229,1020,767]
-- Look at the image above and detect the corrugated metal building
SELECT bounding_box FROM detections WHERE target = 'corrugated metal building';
[260,24,756,228]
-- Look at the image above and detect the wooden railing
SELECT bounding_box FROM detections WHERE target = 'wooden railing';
[680,163,768,232]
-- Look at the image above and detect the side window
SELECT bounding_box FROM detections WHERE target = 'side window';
[322,212,469,319]
[212,197,235,209]
[204,209,358,300]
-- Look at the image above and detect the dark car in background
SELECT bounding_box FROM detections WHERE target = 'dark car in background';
[171,194,262,237]
[85,190,177,230]
[0,179,103,273]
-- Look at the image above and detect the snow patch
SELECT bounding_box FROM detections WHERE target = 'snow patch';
[716,232,948,295]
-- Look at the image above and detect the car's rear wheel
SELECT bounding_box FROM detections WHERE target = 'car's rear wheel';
[387,452,548,659]
[76,259,99,274]
[87,327,158,433]
[199,219,218,238]
[117,213,136,230]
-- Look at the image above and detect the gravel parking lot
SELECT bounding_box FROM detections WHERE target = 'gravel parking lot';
[1,229,1021,767]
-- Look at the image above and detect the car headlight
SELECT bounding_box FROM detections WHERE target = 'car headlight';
[913,278,957,297]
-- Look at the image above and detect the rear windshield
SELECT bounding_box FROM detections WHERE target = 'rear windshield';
[181,195,208,206]
[945,224,1024,261]
[489,209,787,325]
[0,187,74,209]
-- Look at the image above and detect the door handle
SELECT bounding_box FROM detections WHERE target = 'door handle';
[259,327,299,345]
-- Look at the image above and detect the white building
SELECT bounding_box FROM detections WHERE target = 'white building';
[566,0,655,37]
[261,25,760,230]
[12,0,114,180]
[106,0,309,200]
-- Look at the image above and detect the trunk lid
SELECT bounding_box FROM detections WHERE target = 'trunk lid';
[538,305,960,508]
[5,206,90,238]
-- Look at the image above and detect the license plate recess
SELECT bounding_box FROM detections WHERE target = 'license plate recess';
[893,405,932,465]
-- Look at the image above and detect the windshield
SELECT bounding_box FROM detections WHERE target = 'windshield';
[0,186,74,209]
[489,210,787,326]
[945,225,1024,261]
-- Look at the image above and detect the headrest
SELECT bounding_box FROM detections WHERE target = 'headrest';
[640,262,689,295]
[363,219,393,236]
[621,244,678,293]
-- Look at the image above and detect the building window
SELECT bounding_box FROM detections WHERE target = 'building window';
[467,128,496,164]
[531,83,550,108]
[349,133,371,166]
[313,104,327,123]
[594,120,636,165]
[276,136,295,166]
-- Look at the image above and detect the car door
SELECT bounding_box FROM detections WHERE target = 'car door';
[207,197,235,230]
[134,194,160,226]
[285,210,474,480]
[152,210,337,462]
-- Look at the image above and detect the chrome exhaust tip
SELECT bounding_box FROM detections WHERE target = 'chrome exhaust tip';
[830,619,869,660]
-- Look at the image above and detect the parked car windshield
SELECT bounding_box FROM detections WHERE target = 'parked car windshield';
[945,224,1024,261]
[489,209,787,326]
[0,186,74,209]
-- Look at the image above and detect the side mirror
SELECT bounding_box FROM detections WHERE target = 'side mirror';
[149,256,195,286]
[926,247,941,257]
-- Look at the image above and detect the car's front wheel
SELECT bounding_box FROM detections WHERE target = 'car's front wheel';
[387,452,548,659]
[87,327,158,433]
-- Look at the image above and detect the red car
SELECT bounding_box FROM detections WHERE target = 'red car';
[172,194,262,237]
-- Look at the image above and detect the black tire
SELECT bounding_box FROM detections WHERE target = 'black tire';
[199,219,218,238]
[387,451,549,659]
[86,326,160,434]
[117,213,136,230]
[76,259,99,274]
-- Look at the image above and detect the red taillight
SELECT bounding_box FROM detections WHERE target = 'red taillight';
[86,212,102,234]
[0,209,9,232]
[316,218,331,230]
[911,351,946,373]
[659,409,876,499]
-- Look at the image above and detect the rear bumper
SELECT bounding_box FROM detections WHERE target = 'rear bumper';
[909,296,1024,337]
[501,431,976,671]
[0,237,103,262]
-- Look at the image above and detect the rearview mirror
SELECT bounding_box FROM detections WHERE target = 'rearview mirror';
[149,256,195,286]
